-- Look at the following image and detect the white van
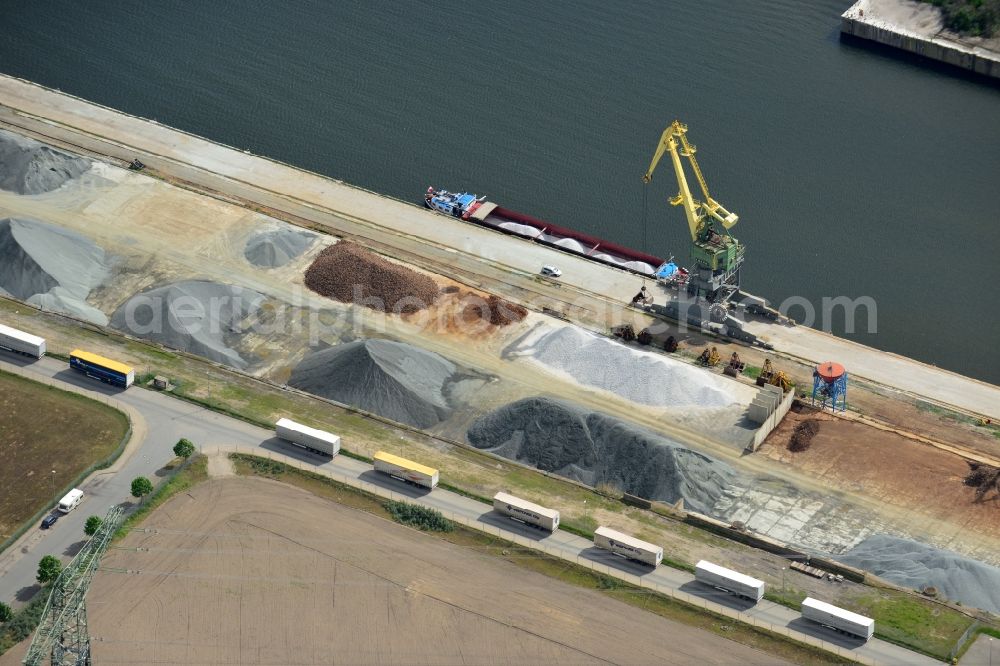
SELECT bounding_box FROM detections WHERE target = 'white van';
[57,488,84,514]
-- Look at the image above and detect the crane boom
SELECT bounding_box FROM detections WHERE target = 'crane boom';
[642,121,702,242]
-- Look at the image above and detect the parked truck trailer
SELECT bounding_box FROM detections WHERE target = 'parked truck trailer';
[593,526,663,566]
[801,597,874,640]
[275,418,340,456]
[695,560,765,601]
[492,491,560,532]
[69,349,134,388]
[373,451,439,489]
[0,323,45,359]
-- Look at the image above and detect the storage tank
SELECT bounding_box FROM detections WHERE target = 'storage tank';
[492,491,560,532]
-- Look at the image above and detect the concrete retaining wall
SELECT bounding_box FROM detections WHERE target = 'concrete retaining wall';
[746,388,796,452]
[841,1,1000,80]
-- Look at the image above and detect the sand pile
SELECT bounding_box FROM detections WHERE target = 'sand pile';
[468,397,736,514]
[0,128,91,195]
[839,535,1000,614]
[508,325,741,409]
[462,295,528,327]
[110,281,264,369]
[0,217,109,324]
[244,227,316,268]
[304,241,439,313]
[289,339,456,428]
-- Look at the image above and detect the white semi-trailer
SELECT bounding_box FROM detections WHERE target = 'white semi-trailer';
[0,323,45,359]
[695,560,765,602]
[373,451,439,489]
[801,597,874,640]
[57,489,84,514]
[492,491,560,532]
[593,526,663,566]
[275,418,340,456]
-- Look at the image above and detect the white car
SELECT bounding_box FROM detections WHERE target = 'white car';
[540,265,562,278]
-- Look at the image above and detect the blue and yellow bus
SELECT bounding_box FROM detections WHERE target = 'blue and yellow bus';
[69,349,135,388]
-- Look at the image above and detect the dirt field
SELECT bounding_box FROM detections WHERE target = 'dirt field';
[0,370,128,541]
[760,403,1000,561]
[83,477,789,665]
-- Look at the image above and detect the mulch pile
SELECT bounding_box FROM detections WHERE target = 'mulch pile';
[788,419,820,452]
[461,295,528,327]
[304,241,439,314]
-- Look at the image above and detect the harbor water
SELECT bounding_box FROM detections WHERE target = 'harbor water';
[2,0,999,383]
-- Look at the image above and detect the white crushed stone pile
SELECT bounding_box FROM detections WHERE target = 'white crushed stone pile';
[110,280,264,369]
[509,325,742,409]
[0,217,108,324]
[244,227,316,268]
[467,396,736,514]
[289,339,456,428]
[0,128,91,195]
[839,534,1000,614]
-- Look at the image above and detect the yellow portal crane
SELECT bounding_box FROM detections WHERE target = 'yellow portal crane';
[643,120,745,288]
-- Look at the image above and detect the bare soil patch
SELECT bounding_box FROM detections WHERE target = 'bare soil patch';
[87,477,787,665]
[0,370,128,542]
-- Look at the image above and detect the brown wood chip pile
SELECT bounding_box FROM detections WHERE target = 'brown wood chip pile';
[304,241,439,313]
[788,419,820,452]
[462,295,528,327]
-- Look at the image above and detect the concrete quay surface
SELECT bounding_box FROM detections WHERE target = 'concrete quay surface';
[842,0,1000,79]
[0,74,997,421]
[0,356,940,666]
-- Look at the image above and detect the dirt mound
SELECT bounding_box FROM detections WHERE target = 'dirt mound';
[462,295,528,327]
[244,227,316,268]
[110,280,264,369]
[0,128,91,195]
[508,325,745,409]
[467,397,736,514]
[289,339,456,428]
[304,241,438,314]
[788,420,819,452]
[0,217,109,324]
[839,534,1000,614]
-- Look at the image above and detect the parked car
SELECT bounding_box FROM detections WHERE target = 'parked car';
[540,265,562,278]
[41,514,59,529]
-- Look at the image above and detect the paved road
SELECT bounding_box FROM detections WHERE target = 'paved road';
[0,73,997,420]
[0,356,940,665]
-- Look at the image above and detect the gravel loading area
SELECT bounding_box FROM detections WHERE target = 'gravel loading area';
[468,396,737,514]
[244,227,316,268]
[304,241,439,313]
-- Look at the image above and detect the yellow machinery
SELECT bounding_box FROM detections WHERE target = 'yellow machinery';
[643,120,745,299]
[698,346,721,367]
[757,358,792,392]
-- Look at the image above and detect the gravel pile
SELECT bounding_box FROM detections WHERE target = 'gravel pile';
[289,339,456,428]
[789,420,819,452]
[509,325,740,409]
[839,535,1000,614]
[244,227,316,268]
[0,217,108,324]
[0,128,91,195]
[467,397,736,514]
[304,242,439,313]
[110,280,264,369]
[463,295,528,327]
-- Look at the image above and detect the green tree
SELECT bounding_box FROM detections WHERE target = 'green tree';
[84,515,103,536]
[173,438,196,459]
[130,476,154,501]
[36,555,62,584]
[0,601,12,622]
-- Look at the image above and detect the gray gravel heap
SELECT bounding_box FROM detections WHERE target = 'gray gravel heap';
[289,339,456,428]
[110,280,264,369]
[0,217,109,324]
[839,534,1000,614]
[244,228,316,268]
[0,128,90,195]
[467,396,736,514]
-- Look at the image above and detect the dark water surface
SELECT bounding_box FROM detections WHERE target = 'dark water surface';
[3,0,999,383]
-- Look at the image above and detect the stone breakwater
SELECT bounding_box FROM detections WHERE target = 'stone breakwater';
[841,0,1000,79]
